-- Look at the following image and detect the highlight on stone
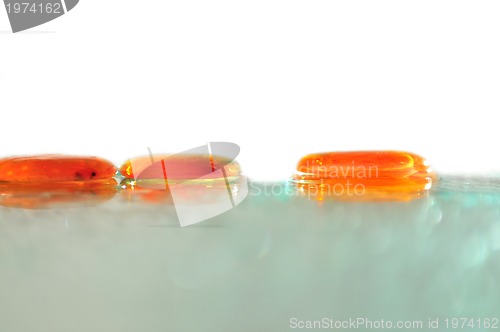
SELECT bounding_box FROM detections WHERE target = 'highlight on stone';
[292,151,437,201]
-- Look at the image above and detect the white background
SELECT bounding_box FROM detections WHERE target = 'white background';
[1,1,499,180]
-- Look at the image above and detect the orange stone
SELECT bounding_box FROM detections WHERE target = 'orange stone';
[119,154,241,181]
[0,155,117,183]
[293,151,436,201]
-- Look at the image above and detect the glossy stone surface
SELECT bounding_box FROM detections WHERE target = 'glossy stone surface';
[119,155,241,181]
[293,151,436,201]
[0,155,117,183]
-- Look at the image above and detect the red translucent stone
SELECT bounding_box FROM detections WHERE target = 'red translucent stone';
[119,155,241,181]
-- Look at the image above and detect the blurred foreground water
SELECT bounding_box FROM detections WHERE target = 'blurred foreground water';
[0,181,499,331]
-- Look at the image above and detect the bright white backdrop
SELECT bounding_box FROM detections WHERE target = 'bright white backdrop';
[1,1,499,180]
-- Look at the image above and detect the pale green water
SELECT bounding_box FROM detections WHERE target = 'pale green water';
[0,182,499,331]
